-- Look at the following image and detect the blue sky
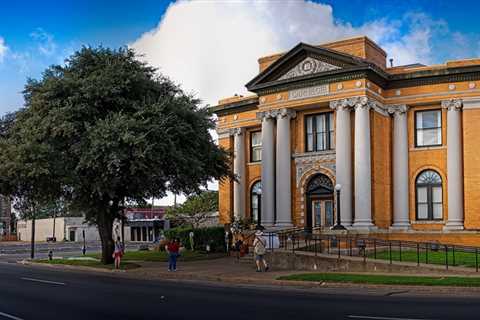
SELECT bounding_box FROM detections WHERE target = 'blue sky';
[2,0,480,115]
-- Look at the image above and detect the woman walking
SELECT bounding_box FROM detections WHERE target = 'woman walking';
[113,236,124,269]
[166,238,180,271]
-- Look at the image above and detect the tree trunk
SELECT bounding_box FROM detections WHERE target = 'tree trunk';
[98,213,114,264]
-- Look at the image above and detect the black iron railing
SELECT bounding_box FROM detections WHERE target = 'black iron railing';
[264,229,480,272]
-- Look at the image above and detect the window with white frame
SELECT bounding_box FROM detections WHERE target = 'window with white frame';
[250,131,261,162]
[415,110,442,147]
[305,112,334,152]
[416,170,443,220]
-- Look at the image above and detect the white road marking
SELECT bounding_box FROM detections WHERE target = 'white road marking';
[348,316,433,320]
[20,277,66,286]
[0,311,24,320]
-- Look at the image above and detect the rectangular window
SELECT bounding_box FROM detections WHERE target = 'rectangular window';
[250,131,262,162]
[305,112,334,152]
[415,110,442,147]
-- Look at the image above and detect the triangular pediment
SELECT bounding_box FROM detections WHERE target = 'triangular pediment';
[246,42,370,92]
[278,57,341,80]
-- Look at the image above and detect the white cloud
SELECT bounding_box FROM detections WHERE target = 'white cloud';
[0,37,8,63]
[130,0,403,106]
[30,28,57,56]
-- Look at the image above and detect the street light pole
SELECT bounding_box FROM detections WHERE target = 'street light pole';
[331,184,346,231]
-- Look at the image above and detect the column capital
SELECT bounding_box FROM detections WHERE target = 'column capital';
[441,99,463,111]
[256,110,277,120]
[387,104,409,115]
[276,108,297,120]
[330,96,381,111]
[229,127,244,136]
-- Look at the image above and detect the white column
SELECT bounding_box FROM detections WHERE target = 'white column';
[233,128,246,221]
[329,99,353,226]
[388,105,410,229]
[442,99,464,230]
[258,111,275,226]
[275,108,296,227]
[353,97,374,229]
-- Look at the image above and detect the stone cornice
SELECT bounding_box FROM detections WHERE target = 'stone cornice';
[441,99,463,111]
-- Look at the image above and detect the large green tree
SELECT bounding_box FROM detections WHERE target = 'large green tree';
[0,47,230,263]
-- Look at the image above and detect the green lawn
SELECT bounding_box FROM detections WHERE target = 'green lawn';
[278,273,480,287]
[36,258,141,270]
[87,250,225,262]
[368,249,479,268]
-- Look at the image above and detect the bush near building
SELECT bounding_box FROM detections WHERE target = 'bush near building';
[164,226,225,252]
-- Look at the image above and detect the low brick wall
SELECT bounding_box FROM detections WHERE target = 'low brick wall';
[267,250,479,275]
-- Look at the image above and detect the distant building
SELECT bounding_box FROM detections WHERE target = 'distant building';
[125,207,170,242]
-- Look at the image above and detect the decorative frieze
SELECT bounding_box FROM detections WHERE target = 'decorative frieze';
[293,151,336,187]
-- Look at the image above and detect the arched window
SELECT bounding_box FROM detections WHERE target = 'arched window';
[251,181,262,223]
[416,170,443,220]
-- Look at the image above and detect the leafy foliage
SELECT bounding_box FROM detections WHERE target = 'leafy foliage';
[166,190,218,228]
[164,226,226,252]
[0,47,231,263]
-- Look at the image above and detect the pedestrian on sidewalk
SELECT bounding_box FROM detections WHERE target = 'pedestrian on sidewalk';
[253,230,269,272]
[165,238,180,271]
[113,236,124,269]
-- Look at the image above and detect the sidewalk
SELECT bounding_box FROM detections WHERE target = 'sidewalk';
[119,256,480,297]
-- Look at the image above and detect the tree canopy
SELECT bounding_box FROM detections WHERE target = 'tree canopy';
[0,47,231,263]
[166,190,219,228]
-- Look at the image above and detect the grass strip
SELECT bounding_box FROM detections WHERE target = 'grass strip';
[278,273,480,287]
[369,250,478,268]
[87,250,225,262]
[36,259,141,270]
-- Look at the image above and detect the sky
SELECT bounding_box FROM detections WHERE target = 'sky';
[2,0,480,204]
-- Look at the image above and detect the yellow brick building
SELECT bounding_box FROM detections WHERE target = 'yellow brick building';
[213,36,480,246]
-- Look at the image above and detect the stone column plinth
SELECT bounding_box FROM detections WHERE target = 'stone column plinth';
[442,99,464,230]
[275,108,296,227]
[388,105,410,229]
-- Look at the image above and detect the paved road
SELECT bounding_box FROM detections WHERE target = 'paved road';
[0,263,480,319]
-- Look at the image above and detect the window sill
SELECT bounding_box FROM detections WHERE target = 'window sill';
[411,220,445,225]
[410,145,446,152]
[247,162,261,166]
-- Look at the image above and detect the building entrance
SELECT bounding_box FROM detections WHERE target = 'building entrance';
[306,173,334,231]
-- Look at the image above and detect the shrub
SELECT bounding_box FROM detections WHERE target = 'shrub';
[164,226,226,252]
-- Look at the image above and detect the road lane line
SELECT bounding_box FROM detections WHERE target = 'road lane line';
[0,311,24,320]
[348,316,434,320]
[20,277,66,286]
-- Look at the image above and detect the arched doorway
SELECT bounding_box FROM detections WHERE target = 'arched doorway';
[251,181,262,225]
[305,174,334,231]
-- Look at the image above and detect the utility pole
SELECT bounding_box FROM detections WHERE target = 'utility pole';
[30,207,36,260]
[52,207,56,241]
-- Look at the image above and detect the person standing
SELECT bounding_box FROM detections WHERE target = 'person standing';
[253,230,269,272]
[113,236,124,269]
[166,238,180,271]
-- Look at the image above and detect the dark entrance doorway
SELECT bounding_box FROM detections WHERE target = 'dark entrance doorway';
[251,181,262,225]
[305,174,334,232]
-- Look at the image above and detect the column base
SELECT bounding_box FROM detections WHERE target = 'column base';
[352,221,376,232]
[390,222,411,231]
[443,221,464,231]
[274,221,293,228]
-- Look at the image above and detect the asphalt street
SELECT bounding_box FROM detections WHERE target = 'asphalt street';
[0,263,479,320]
